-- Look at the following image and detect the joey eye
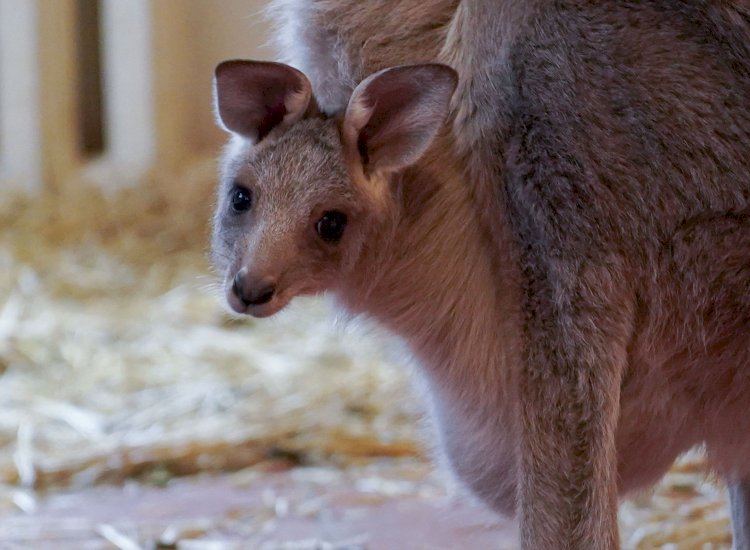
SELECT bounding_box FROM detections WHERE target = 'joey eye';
[316,211,348,243]
[231,185,252,213]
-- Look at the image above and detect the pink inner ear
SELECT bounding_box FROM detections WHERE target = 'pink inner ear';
[343,64,458,174]
[214,60,313,142]
[255,95,288,142]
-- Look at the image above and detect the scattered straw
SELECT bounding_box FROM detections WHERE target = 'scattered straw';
[96,524,143,550]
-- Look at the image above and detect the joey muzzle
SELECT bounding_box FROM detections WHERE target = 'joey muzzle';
[231,268,276,310]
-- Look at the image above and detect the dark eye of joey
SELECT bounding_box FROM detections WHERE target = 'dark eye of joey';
[316,211,348,243]
[230,185,252,213]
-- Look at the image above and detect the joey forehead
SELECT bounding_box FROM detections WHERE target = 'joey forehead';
[242,119,354,207]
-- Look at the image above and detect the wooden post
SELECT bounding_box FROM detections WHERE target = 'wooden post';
[150,0,196,174]
[0,0,42,193]
[37,0,80,192]
[98,0,156,187]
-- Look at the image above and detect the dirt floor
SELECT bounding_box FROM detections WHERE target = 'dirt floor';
[0,173,736,549]
[1,460,517,549]
[0,456,733,549]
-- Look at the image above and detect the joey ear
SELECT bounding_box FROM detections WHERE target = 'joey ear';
[343,64,457,174]
[214,60,317,142]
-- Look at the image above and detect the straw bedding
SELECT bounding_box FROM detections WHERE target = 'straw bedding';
[0,163,733,547]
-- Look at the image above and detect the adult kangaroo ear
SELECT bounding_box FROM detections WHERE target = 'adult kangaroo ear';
[343,64,458,175]
[214,60,317,143]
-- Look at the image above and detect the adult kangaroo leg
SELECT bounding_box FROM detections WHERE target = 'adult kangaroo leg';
[667,211,750,550]
[517,260,632,549]
[730,479,750,550]
[662,209,750,550]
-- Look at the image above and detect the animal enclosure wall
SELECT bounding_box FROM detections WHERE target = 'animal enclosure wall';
[0,0,271,196]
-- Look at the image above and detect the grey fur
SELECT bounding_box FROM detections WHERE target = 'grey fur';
[211,1,750,548]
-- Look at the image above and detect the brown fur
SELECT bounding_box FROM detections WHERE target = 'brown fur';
[211,1,750,548]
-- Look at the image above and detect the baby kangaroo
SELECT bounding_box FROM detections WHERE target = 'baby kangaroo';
[211,50,750,549]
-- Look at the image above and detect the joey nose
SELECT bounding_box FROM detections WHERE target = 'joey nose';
[232,271,276,306]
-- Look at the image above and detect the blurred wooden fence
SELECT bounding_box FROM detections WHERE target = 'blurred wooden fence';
[0,0,269,195]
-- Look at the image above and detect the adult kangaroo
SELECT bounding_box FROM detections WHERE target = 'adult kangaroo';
[211,1,750,547]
